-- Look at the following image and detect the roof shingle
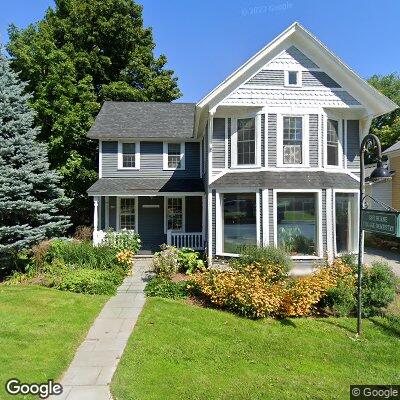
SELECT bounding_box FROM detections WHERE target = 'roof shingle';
[87,102,196,139]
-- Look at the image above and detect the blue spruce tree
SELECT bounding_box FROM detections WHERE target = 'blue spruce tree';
[0,56,71,271]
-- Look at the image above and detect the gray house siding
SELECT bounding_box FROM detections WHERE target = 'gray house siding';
[322,189,327,255]
[245,70,284,86]
[259,189,263,244]
[109,196,117,229]
[212,190,216,256]
[268,114,277,167]
[347,120,360,169]
[268,189,274,245]
[302,71,341,88]
[102,141,200,178]
[228,118,232,168]
[185,196,203,232]
[261,114,265,167]
[309,114,319,167]
[212,118,226,169]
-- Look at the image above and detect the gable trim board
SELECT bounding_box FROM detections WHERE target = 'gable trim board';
[197,22,397,121]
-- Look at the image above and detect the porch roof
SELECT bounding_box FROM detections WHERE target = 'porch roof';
[87,178,204,196]
[210,171,358,189]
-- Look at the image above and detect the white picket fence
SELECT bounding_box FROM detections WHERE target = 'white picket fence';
[167,231,205,250]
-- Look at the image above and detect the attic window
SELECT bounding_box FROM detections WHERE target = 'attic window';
[285,71,300,87]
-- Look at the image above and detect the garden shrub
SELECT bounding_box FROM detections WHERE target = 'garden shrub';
[177,248,205,274]
[73,226,93,241]
[103,229,141,253]
[47,267,125,295]
[322,281,357,317]
[194,259,355,319]
[153,245,179,278]
[145,276,192,299]
[230,245,292,280]
[362,261,396,317]
[47,239,118,270]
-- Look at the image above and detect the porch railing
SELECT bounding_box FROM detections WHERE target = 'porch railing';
[167,231,205,250]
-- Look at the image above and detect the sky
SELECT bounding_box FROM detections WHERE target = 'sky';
[1,0,399,102]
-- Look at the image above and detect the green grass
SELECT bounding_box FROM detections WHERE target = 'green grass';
[112,298,400,400]
[0,285,108,399]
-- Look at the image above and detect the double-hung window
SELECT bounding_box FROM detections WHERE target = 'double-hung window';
[118,142,139,169]
[327,119,339,166]
[237,118,256,165]
[164,143,185,170]
[166,197,184,231]
[283,116,303,164]
[120,198,136,230]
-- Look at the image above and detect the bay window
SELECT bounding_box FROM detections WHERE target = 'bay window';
[223,193,256,253]
[120,198,136,230]
[327,119,339,166]
[237,118,256,165]
[167,197,183,231]
[277,193,317,256]
[283,116,303,164]
[335,193,357,253]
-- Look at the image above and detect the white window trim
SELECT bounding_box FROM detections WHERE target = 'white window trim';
[116,196,138,232]
[277,114,310,168]
[324,116,344,169]
[164,196,185,234]
[273,189,323,259]
[118,141,140,170]
[230,114,262,169]
[215,188,260,257]
[163,142,186,171]
[284,70,302,87]
[333,189,359,256]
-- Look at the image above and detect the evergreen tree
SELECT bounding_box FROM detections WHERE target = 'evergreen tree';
[7,0,182,226]
[0,56,71,271]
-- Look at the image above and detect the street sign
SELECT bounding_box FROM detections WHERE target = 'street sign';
[361,209,400,237]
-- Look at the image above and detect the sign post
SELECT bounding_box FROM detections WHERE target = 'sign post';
[357,134,392,336]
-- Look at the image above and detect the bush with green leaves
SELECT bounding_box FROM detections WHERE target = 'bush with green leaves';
[322,280,357,317]
[103,229,141,253]
[178,248,205,274]
[230,245,292,279]
[47,239,118,270]
[44,261,126,295]
[362,261,396,317]
[145,276,192,300]
[153,245,180,278]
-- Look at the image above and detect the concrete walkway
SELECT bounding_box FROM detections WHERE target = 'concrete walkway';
[54,258,153,400]
[364,246,400,277]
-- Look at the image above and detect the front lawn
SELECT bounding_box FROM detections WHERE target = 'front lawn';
[0,285,108,399]
[112,298,400,400]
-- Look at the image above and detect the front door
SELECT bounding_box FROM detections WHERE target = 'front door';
[138,197,166,253]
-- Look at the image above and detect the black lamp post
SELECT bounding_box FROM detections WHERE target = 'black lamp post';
[357,133,391,336]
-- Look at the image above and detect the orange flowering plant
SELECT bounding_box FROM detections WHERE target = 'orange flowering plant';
[193,259,355,319]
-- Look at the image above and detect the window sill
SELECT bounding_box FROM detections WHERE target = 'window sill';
[163,168,185,171]
[216,252,240,258]
[276,164,310,168]
[118,167,140,171]
[230,164,261,169]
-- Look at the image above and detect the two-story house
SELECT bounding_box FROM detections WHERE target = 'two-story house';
[87,22,397,265]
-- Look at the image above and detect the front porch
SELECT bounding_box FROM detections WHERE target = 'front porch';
[92,194,206,251]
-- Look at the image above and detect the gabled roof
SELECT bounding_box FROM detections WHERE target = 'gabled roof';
[197,22,397,117]
[87,102,196,139]
[383,141,400,156]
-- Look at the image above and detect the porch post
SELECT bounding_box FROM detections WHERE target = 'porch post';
[202,194,206,247]
[93,196,99,232]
